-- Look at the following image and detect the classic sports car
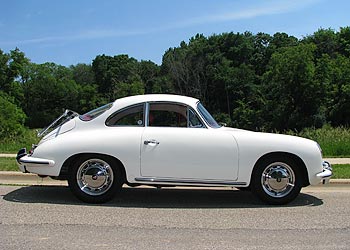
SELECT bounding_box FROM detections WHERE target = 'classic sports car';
[17,94,332,204]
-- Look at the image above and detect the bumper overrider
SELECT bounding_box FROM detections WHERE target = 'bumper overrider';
[316,161,333,184]
[16,148,55,173]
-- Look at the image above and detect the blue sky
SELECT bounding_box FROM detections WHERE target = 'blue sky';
[1,0,349,66]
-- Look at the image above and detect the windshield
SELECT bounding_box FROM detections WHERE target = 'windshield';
[79,103,113,121]
[197,102,221,128]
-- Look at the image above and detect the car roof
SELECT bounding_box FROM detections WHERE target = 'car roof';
[113,94,200,108]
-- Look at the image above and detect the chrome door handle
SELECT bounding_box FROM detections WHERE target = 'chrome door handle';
[144,140,160,145]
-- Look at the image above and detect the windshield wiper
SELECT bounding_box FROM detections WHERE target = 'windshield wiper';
[37,109,79,137]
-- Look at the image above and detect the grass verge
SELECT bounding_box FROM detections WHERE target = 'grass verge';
[0,157,349,179]
[288,126,350,157]
[0,157,18,171]
[332,164,350,179]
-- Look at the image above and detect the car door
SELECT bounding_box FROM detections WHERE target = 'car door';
[105,103,146,174]
[140,102,239,181]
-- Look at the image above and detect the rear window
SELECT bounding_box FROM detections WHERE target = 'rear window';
[79,103,113,121]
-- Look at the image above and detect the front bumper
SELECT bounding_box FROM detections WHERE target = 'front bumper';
[16,148,55,173]
[316,161,332,184]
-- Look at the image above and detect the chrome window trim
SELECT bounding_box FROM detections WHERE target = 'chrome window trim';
[145,102,150,127]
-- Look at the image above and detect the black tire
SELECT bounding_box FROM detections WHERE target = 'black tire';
[68,155,123,203]
[251,157,302,205]
[236,186,251,191]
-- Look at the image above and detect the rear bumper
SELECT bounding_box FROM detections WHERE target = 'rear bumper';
[316,161,332,184]
[16,148,55,173]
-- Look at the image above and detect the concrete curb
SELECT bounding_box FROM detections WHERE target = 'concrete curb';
[0,154,16,157]
[0,171,67,186]
[324,158,350,164]
[0,171,349,186]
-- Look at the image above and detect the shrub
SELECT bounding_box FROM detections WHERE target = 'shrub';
[0,92,26,139]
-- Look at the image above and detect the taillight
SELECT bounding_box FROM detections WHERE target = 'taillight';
[29,144,38,155]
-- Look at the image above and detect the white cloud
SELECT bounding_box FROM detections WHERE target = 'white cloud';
[177,0,321,27]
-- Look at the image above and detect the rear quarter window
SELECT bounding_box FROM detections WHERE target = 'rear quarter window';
[106,104,145,126]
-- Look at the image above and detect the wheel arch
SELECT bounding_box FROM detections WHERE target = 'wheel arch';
[59,153,127,182]
[252,152,310,187]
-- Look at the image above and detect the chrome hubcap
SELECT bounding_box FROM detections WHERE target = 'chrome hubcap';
[261,162,295,198]
[77,159,114,196]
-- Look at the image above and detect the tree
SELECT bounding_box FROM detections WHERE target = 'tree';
[23,63,80,128]
[339,26,350,57]
[320,55,350,126]
[252,32,272,76]
[0,50,10,90]
[0,48,29,106]
[0,91,26,138]
[303,28,338,58]
[138,60,161,94]
[70,63,95,86]
[162,34,211,103]
[92,54,143,101]
[270,32,298,50]
[262,44,322,131]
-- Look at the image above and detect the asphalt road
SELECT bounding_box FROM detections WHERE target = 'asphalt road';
[1,184,350,250]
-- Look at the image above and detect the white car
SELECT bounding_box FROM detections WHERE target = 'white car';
[17,94,332,204]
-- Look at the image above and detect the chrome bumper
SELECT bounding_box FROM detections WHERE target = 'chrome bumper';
[316,161,332,184]
[16,148,55,173]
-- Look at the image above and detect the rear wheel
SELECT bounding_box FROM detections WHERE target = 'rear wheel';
[236,186,251,191]
[68,155,123,203]
[251,157,302,205]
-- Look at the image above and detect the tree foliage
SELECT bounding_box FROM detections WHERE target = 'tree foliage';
[262,44,322,130]
[0,92,26,138]
[1,27,350,137]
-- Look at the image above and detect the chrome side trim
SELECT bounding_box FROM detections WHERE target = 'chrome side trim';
[20,159,51,165]
[134,177,246,186]
[316,161,333,184]
[316,169,333,178]
[18,155,55,167]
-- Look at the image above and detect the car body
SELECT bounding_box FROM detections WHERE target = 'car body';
[16,94,332,204]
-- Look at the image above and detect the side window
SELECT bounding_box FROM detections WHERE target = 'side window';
[189,109,205,128]
[106,104,144,126]
[149,103,187,127]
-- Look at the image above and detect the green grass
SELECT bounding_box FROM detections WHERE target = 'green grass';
[287,126,350,157]
[0,156,349,179]
[0,157,18,171]
[332,164,350,179]
[0,129,39,153]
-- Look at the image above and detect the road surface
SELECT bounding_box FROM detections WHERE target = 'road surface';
[1,185,349,250]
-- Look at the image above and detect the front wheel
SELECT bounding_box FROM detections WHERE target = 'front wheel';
[251,157,302,205]
[68,155,123,203]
